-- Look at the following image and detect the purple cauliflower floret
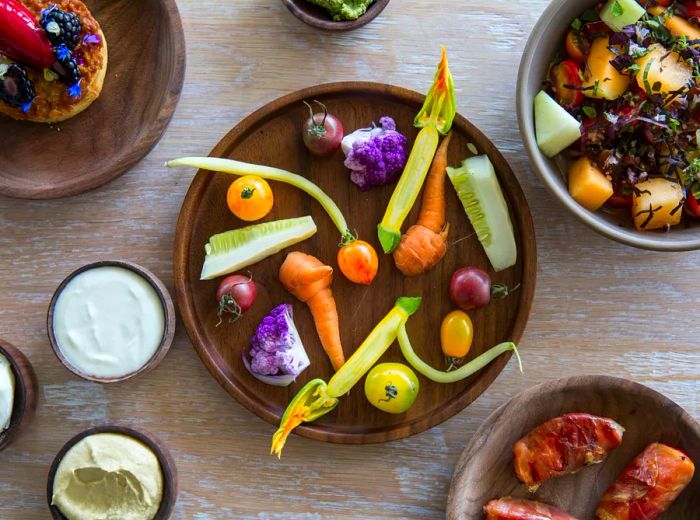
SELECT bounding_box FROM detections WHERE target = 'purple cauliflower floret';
[341,116,409,191]
[247,304,310,377]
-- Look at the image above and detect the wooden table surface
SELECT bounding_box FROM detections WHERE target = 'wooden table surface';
[1,1,698,518]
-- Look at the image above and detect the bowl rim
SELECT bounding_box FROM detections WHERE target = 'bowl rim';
[516,0,700,252]
[46,423,178,520]
[280,0,390,31]
[0,338,37,452]
[46,260,176,384]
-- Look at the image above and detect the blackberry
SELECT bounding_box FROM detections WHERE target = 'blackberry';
[52,45,81,88]
[40,6,83,50]
[0,64,36,111]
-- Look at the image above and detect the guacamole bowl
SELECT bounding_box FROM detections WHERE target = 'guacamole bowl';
[281,0,390,31]
[517,0,700,251]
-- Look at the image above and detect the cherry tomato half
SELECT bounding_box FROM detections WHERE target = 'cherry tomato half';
[682,0,700,18]
[227,176,274,221]
[337,240,379,285]
[364,363,419,414]
[656,0,673,5]
[440,310,474,359]
[551,59,585,108]
[685,192,700,218]
[565,30,589,64]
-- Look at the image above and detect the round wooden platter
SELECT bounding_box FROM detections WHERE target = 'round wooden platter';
[46,423,178,519]
[0,0,185,200]
[281,0,390,31]
[173,82,537,444]
[447,375,700,519]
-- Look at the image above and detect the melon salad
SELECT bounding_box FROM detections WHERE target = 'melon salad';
[534,0,700,231]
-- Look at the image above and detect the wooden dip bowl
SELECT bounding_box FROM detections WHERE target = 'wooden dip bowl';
[47,260,176,383]
[281,0,390,31]
[46,424,178,519]
[0,338,38,452]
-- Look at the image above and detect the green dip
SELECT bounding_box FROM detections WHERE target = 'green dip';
[307,0,375,21]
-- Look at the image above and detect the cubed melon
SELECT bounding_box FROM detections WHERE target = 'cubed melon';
[648,6,700,40]
[636,44,693,95]
[568,156,613,211]
[583,37,630,101]
[601,0,645,32]
[534,90,582,158]
[632,178,684,230]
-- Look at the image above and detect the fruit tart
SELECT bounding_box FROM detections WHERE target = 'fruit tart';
[0,0,107,123]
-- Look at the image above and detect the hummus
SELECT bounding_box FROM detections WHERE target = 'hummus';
[307,0,375,21]
[0,353,14,431]
[51,433,163,520]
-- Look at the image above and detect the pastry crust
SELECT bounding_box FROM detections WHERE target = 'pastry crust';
[0,0,108,123]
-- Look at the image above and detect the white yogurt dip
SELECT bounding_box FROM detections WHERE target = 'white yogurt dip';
[52,266,165,379]
[0,353,14,430]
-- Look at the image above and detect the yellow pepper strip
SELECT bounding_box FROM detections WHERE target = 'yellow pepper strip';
[397,323,522,384]
[270,297,422,458]
[378,46,456,253]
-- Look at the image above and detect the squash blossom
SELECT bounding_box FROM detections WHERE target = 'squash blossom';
[377,46,456,254]
[270,297,422,458]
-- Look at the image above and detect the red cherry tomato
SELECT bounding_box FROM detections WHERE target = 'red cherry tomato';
[0,0,55,69]
[685,192,700,217]
[584,20,612,37]
[450,267,492,311]
[216,274,257,323]
[656,0,673,5]
[681,0,700,18]
[337,240,378,285]
[565,30,589,64]
[607,192,633,208]
[551,59,585,108]
[302,100,344,157]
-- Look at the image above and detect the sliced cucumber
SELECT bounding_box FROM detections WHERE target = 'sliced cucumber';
[447,155,517,272]
[201,216,317,280]
[600,0,645,32]
[534,90,582,158]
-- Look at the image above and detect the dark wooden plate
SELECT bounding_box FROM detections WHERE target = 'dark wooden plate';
[447,375,700,519]
[46,423,178,519]
[0,338,38,452]
[0,0,185,200]
[281,0,390,31]
[173,82,536,444]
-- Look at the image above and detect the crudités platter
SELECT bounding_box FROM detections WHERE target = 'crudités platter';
[173,81,536,444]
[447,375,700,519]
[0,0,185,199]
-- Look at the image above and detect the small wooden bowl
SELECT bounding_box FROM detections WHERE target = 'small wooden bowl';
[447,375,700,518]
[46,424,178,519]
[47,260,176,383]
[0,0,186,199]
[0,339,38,452]
[281,0,390,31]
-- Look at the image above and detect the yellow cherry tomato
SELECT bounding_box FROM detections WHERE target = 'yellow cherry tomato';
[337,240,379,285]
[440,310,473,359]
[364,363,419,414]
[227,176,274,221]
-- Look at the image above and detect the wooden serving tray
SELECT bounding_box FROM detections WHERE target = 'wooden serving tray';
[0,0,185,199]
[173,82,537,444]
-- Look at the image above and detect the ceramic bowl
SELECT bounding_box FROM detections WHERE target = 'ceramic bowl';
[47,424,178,519]
[281,0,390,31]
[517,0,700,251]
[0,339,38,452]
[47,260,176,383]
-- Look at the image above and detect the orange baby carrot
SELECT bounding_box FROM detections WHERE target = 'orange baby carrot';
[279,252,345,371]
[393,132,453,276]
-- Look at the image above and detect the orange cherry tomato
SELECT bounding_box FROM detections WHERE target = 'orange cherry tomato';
[565,30,589,64]
[440,310,473,360]
[337,240,378,285]
[226,176,274,221]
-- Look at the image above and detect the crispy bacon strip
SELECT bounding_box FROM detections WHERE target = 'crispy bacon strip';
[595,443,695,520]
[514,413,625,490]
[484,498,579,520]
